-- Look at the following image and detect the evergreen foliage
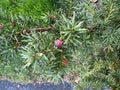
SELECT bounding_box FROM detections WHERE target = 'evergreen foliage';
[0,0,120,89]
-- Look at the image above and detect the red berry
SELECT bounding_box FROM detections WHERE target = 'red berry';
[0,24,3,29]
[21,29,26,34]
[61,60,68,66]
[54,39,63,47]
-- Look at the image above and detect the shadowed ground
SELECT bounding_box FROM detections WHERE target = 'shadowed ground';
[0,80,73,90]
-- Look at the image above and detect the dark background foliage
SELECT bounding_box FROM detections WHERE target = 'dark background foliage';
[0,0,120,89]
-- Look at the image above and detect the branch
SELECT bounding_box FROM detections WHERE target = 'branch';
[15,27,52,35]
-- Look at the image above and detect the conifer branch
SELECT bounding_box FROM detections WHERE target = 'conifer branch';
[15,27,52,35]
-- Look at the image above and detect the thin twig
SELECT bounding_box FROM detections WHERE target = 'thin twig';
[15,27,52,35]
